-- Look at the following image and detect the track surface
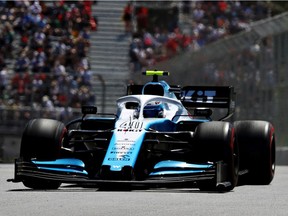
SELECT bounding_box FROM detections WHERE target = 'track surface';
[1,164,288,216]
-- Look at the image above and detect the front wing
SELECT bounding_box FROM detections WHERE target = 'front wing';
[9,158,231,188]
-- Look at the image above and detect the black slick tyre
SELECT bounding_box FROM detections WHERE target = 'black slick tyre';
[20,118,67,189]
[194,121,239,192]
[234,120,275,185]
[20,118,66,161]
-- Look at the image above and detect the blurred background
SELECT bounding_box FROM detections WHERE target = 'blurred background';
[0,0,287,163]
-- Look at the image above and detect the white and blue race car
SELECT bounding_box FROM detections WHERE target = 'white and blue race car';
[9,71,275,192]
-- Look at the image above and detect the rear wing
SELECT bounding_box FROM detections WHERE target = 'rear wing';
[180,86,235,120]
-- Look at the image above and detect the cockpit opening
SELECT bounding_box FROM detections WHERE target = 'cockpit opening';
[125,102,139,109]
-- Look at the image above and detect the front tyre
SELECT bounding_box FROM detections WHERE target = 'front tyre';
[194,121,239,192]
[22,178,62,190]
[234,120,275,185]
[20,118,66,189]
[20,118,66,161]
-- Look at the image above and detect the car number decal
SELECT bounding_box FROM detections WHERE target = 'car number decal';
[119,121,143,130]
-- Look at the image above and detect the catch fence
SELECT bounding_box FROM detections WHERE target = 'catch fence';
[147,12,288,146]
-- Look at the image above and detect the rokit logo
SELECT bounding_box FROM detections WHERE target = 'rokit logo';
[117,129,142,132]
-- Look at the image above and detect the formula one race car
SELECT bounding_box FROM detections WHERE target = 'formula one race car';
[8,71,275,192]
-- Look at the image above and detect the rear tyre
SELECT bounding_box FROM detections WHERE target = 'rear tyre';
[234,120,275,185]
[20,118,66,189]
[194,121,239,192]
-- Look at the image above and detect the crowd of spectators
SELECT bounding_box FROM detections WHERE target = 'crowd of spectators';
[0,1,277,123]
[0,0,97,121]
[128,1,273,72]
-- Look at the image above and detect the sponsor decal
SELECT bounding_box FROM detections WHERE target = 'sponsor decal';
[112,146,134,150]
[112,165,121,169]
[108,158,130,161]
[108,154,131,161]
[183,90,216,103]
[116,139,135,144]
[110,151,133,154]
[117,129,142,132]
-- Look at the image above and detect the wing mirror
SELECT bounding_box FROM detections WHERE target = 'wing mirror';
[82,105,97,115]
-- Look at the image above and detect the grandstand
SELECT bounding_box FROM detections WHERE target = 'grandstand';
[1,0,287,162]
[90,1,131,114]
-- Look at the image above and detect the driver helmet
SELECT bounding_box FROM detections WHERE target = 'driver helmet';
[143,102,164,118]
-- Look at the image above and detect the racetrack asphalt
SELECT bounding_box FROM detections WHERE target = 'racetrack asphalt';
[1,164,288,216]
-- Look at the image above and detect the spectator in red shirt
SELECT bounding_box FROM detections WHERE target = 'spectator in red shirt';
[122,2,133,33]
[136,6,148,32]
